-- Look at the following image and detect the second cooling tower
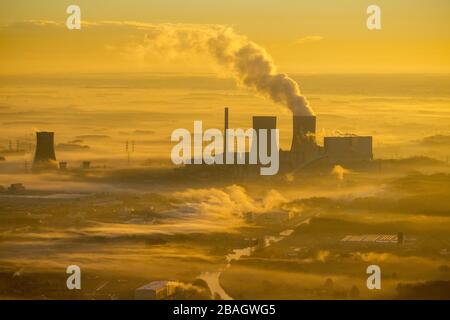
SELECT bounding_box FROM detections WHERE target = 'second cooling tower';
[252,116,277,162]
[291,115,317,162]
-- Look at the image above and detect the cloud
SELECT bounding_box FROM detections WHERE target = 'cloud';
[173,184,287,222]
[8,20,62,28]
[294,36,324,45]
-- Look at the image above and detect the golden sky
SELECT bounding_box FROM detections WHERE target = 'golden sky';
[1,0,449,74]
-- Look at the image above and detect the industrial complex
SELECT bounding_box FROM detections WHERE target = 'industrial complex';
[28,107,373,176]
[182,107,373,176]
[251,109,373,168]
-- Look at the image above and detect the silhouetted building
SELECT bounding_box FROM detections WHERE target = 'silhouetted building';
[341,234,398,243]
[7,183,26,193]
[134,281,179,300]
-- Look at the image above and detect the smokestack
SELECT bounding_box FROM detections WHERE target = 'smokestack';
[291,116,317,161]
[33,132,57,170]
[252,116,277,162]
[224,107,229,163]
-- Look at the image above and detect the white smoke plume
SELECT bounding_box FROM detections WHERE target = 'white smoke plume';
[131,23,314,116]
[331,165,350,181]
[174,184,287,220]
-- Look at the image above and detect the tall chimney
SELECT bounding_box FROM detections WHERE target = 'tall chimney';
[291,116,317,161]
[224,107,229,163]
[33,132,57,170]
[252,116,277,163]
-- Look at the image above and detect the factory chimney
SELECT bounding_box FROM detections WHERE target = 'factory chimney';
[224,107,229,163]
[291,116,317,162]
[33,132,57,170]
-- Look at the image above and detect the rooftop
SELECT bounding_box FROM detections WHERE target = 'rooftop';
[341,234,398,243]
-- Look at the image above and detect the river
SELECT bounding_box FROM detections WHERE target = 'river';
[198,217,312,300]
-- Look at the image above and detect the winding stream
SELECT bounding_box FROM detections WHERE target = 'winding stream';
[198,217,312,300]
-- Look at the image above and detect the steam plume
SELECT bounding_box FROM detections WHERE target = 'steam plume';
[132,24,314,115]
[331,165,350,181]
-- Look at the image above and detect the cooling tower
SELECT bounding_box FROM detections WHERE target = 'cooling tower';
[252,116,277,161]
[33,132,57,170]
[290,116,317,162]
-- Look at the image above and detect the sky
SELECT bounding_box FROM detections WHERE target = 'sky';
[1,0,449,74]
[1,1,450,302]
